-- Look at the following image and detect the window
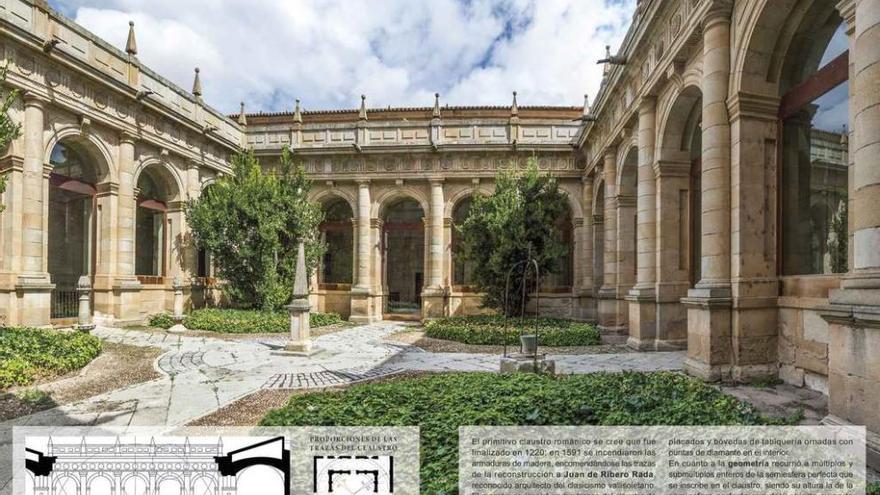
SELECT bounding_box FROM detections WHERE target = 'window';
[780,22,849,276]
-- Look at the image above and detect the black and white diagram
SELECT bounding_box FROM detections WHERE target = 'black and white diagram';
[312,455,393,495]
[23,435,290,495]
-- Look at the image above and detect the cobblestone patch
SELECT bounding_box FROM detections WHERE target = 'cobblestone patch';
[261,367,403,390]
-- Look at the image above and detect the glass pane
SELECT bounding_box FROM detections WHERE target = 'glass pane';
[781,80,849,275]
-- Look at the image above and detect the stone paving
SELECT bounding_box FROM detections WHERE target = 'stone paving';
[0,321,686,493]
[0,322,685,429]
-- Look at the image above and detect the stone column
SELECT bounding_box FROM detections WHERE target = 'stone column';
[579,175,595,321]
[111,133,141,323]
[422,178,446,318]
[821,0,880,470]
[683,3,734,381]
[15,93,53,326]
[350,179,375,323]
[597,147,626,333]
[627,97,659,349]
[653,160,691,350]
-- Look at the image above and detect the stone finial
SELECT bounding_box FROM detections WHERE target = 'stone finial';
[238,102,247,126]
[293,98,303,123]
[125,21,137,56]
[432,93,441,119]
[76,275,91,290]
[192,68,203,98]
[292,241,308,298]
[582,94,591,117]
[510,91,518,116]
[358,94,368,121]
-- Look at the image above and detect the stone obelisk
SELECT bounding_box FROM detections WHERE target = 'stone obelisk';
[285,242,313,353]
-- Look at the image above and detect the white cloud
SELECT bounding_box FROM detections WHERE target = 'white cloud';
[54,0,635,114]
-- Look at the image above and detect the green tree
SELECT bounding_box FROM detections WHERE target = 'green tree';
[0,66,23,213]
[457,158,570,315]
[184,148,323,310]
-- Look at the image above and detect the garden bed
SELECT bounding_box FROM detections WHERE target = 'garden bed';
[148,308,343,334]
[260,371,793,494]
[424,315,601,346]
[0,327,102,389]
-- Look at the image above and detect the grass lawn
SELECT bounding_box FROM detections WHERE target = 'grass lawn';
[260,371,793,494]
[0,327,102,389]
[148,308,343,333]
[424,315,601,346]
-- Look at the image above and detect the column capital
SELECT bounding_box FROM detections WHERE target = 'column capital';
[835,0,855,33]
[703,0,733,29]
[638,96,657,114]
[428,177,445,185]
[23,91,49,107]
[355,179,371,187]
[119,130,138,145]
[581,174,594,185]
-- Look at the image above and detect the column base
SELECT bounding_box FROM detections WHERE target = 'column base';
[14,275,54,327]
[349,286,380,324]
[625,287,656,350]
[682,285,733,382]
[112,277,143,324]
[421,287,447,320]
[597,287,627,334]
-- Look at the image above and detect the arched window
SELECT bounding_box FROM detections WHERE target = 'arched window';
[48,141,97,319]
[544,204,573,290]
[780,19,849,275]
[319,198,354,286]
[451,197,476,287]
[136,170,169,280]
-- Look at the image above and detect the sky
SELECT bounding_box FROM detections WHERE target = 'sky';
[47,0,636,115]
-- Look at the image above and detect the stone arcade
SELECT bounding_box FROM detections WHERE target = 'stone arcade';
[1,0,878,468]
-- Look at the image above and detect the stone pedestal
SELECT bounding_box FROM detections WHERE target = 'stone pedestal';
[14,276,54,327]
[75,275,95,332]
[111,277,143,325]
[421,287,446,320]
[682,286,734,381]
[285,298,316,354]
[500,353,556,375]
[625,288,656,350]
[167,277,187,333]
[349,286,379,324]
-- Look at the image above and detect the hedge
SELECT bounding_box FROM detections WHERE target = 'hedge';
[261,371,793,494]
[148,308,343,333]
[424,315,601,346]
[0,327,102,389]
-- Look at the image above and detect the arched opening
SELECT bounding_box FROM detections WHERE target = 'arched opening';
[157,477,182,495]
[190,476,216,495]
[779,15,849,275]
[319,198,354,287]
[135,167,174,283]
[658,85,703,290]
[48,141,98,320]
[544,202,574,291]
[451,196,476,288]
[618,148,638,286]
[196,182,216,281]
[593,182,605,290]
[90,476,113,495]
[53,476,78,495]
[122,475,148,495]
[382,198,425,315]
[236,465,285,495]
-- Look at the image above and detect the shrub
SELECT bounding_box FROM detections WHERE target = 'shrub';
[868,481,880,495]
[0,327,102,389]
[148,313,174,329]
[147,309,343,333]
[261,371,788,494]
[424,315,600,346]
